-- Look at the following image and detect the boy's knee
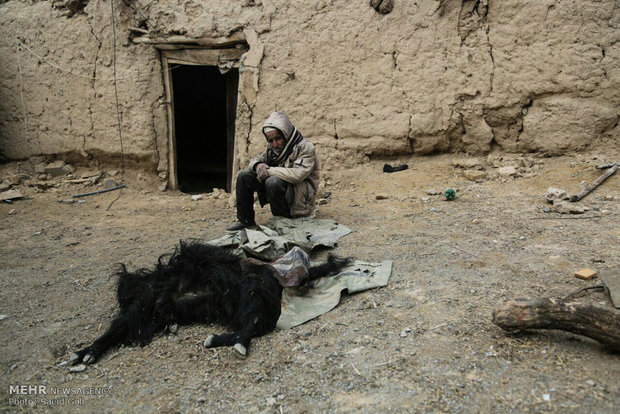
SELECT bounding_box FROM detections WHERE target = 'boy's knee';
[236,170,256,187]
[264,176,284,190]
[237,170,253,180]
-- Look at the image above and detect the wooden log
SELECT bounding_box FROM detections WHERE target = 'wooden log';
[492,294,620,352]
[132,31,246,48]
[596,162,620,169]
[570,164,617,202]
[128,26,149,35]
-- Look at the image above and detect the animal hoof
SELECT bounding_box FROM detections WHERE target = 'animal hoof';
[83,354,95,364]
[233,343,247,359]
[203,335,214,348]
[69,353,80,365]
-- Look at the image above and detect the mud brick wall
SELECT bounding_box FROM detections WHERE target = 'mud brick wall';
[0,0,618,177]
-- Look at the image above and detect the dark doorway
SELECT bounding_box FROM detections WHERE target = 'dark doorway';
[172,65,238,194]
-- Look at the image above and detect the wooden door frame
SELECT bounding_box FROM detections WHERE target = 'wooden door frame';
[159,48,244,191]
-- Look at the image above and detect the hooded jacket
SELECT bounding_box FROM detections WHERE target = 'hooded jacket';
[247,112,320,217]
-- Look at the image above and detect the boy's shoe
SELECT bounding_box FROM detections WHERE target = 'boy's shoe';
[225,221,257,231]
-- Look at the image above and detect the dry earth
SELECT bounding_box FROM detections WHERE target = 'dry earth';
[1,152,619,413]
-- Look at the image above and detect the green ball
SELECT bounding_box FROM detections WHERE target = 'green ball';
[445,188,456,200]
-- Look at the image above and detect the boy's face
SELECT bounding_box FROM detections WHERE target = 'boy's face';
[266,130,286,150]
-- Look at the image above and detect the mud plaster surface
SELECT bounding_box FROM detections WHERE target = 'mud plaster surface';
[1,152,619,412]
[1,0,618,180]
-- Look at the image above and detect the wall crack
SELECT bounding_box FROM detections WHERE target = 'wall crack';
[485,23,494,94]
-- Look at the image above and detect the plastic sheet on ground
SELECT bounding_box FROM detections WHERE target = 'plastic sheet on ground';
[209,217,390,329]
[270,246,311,287]
[276,260,392,330]
[208,217,352,261]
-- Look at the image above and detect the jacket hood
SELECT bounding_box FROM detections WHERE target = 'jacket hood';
[262,111,295,141]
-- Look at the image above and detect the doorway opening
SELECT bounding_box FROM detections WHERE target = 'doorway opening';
[171,65,238,194]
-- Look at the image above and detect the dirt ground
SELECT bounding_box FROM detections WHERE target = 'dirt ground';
[1,152,619,413]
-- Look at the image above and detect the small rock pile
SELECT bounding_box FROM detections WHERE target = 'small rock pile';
[0,156,120,203]
[451,155,542,183]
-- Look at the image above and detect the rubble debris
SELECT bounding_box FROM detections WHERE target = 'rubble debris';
[520,157,535,168]
[78,171,104,185]
[497,166,518,177]
[32,181,55,190]
[34,163,47,174]
[45,160,67,177]
[552,200,587,214]
[6,175,21,186]
[462,170,487,182]
[570,164,618,202]
[376,194,388,200]
[8,209,17,215]
[17,161,34,173]
[545,187,568,203]
[600,273,620,309]
[28,156,46,166]
[0,182,9,192]
[0,190,24,201]
[79,148,91,159]
[103,178,117,189]
[451,159,483,170]
[81,171,103,179]
[210,188,226,199]
[575,268,598,280]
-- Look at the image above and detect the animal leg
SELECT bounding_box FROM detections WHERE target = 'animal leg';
[70,314,129,365]
[204,329,252,359]
[204,311,267,359]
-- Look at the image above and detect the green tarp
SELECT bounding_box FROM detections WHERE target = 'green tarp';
[277,260,392,329]
[209,217,392,329]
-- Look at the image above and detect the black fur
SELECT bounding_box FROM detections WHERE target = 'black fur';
[70,240,350,363]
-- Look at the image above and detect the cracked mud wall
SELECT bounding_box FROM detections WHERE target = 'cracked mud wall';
[0,1,165,171]
[1,1,618,177]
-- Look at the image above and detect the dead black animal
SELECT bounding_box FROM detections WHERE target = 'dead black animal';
[70,240,350,363]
